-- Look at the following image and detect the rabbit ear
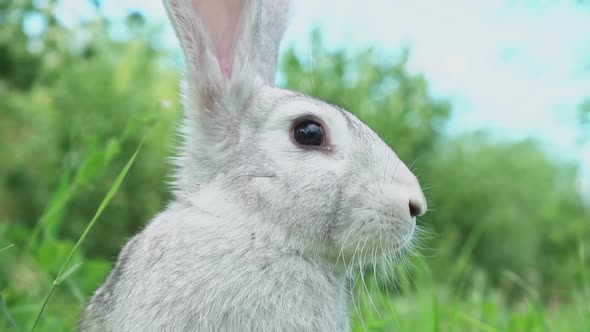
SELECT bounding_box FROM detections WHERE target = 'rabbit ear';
[201,0,290,82]
[166,0,243,79]
[164,0,289,148]
[236,0,290,83]
[165,0,289,84]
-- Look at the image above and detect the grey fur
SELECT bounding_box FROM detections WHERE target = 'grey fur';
[80,0,427,331]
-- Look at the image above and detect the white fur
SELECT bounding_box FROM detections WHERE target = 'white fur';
[80,1,427,331]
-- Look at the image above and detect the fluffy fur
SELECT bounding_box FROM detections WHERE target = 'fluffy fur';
[79,0,427,331]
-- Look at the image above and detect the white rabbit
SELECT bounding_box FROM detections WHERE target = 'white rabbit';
[79,0,427,331]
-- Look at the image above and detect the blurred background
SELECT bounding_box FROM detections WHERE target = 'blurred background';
[1,0,589,331]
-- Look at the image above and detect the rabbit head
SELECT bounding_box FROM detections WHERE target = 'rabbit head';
[164,0,427,263]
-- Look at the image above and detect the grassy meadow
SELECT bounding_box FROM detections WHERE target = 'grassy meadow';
[1,2,589,331]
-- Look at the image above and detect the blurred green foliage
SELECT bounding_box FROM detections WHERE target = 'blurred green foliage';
[1,1,589,331]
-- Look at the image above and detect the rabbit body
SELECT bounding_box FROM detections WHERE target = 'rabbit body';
[80,200,349,332]
[80,0,427,331]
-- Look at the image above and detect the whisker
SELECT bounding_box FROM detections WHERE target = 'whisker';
[235,174,277,178]
[383,153,391,184]
[390,158,402,185]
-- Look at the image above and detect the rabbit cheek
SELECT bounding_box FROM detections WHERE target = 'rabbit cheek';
[335,185,417,260]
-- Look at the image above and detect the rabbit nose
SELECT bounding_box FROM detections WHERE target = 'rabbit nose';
[406,181,427,218]
[399,169,427,218]
[409,198,426,218]
[387,157,427,218]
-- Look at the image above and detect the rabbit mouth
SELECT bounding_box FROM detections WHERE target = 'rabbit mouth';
[371,218,416,256]
[335,215,415,263]
[387,222,415,252]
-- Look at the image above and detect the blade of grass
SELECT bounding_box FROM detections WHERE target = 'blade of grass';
[578,240,590,329]
[0,244,14,254]
[26,138,121,252]
[56,263,81,284]
[432,293,440,332]
[30,142,142,332]
[1,294,17,330]
[580,240,588,291]
[454,310,497,332]
[449,223,487,328]
[502,270,548,332]
[26,178,78,253]
[451,223,487,285]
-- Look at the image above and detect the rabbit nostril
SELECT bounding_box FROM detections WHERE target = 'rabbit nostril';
[409,201,421,218]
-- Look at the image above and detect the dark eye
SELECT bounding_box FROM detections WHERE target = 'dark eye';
[293,120,325,146]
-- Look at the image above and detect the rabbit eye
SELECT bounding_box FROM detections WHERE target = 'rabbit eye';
[293,120,325,146]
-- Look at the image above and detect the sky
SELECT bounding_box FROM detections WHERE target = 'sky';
[53,0,590,191]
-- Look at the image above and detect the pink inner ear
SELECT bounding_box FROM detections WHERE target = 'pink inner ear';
[194,0,244,78]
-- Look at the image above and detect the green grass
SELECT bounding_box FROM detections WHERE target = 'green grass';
[349,258,590,332]
[1,144,588,331]
[30,143,142,331]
